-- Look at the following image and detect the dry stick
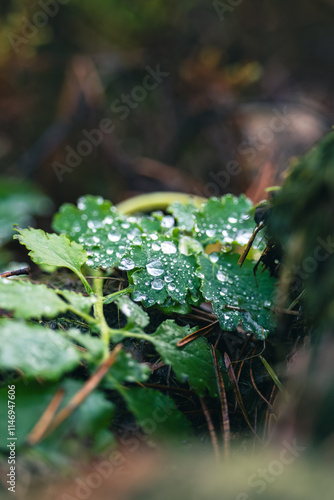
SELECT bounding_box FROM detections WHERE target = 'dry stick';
[177,321,218,347]
[249,355,275,412]
[199,397,220,462]
[39,345,122,442]
[224,352,262,441]
[0,266,30,278]
[26,388,65,446]
[211,347,230,459]
[264,385,277,440]
[238,222,265,268]
[274,307,299,316]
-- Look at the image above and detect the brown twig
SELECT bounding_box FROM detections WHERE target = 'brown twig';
[177,321,218,347]
[39,345,122,441]
[264,384,278,440]
[200,397,220,462]
[211,347,230,459]
[249,354,275,412]
[274,307,299,316]
[224,352,262,441]
[26,388,65,446]
[0,266,30,278]
[238,222,265,267]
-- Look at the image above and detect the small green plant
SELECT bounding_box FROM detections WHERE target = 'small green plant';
[0,193,276,462]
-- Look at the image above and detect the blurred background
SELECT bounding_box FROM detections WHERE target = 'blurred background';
[0,0,334,259]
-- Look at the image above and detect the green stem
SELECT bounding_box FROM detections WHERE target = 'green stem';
[116,192,206,215]
[109,328,153,344]
[103,286,132,305]
[260,356,289,401]
[74,269,93,295]
[93,272,111,359]
[66,305,97,326]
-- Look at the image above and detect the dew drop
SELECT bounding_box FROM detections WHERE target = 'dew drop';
[216,270,226,282]
[108,233,121,242]
[119,258,135,270]
[161,241,177,254]
[209,253,219,263]
[161,215,174,228]
[146,259,164,276]
[151,278,165,290]
[132,291,147,302]
[103,216,113,224]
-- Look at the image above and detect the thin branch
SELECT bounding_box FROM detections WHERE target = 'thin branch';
[224,352,262,441]
[26,388,65,446]
[200,396,220,462]
[211,347,230,459]
[0,266,30,278]
[40,344,122,441]
[177,321,218,347]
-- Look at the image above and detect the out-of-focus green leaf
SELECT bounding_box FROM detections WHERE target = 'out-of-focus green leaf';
[168,201,198,231]
[115,295,150,328]
[120,387,191,439]
[104,350,150,387]
[58,289,96,314]
[0,320,81,379]
[65,329,105,361]
[0,278,68,319]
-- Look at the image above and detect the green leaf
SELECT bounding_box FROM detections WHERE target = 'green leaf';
[58,289,96,314]
[0,278,95,320]
[178,236,203,256]
[151,320,218,397]
[0,379,114,452]
[0,381,61,449]
[126,235,201,308]
[115,295,150,328]
[14,228,91,292]
[65,329,105,361]
[0,320,81,379]
[120,387,191,439]
[168,201,198,231]
[52,195,141,269]
[193,195,260,248]
[198,253,276,337]
[0,278,68,319]
[104,350,150,387]
[15,228,87,273]
[56,379,114,447]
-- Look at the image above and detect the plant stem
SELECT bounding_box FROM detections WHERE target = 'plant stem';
[108,328,153,343]
[93,271,111,359]
[75,269,93,295]
[66,306,97,326]
[103,286,132,304]
[116,192,206,215]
